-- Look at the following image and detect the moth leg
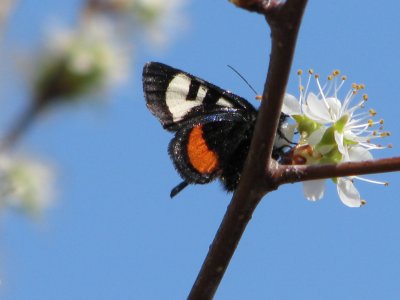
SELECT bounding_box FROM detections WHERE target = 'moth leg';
[170,181,189,198]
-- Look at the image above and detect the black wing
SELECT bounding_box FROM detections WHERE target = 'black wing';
[168,110,256,193]
[142,62,257,131]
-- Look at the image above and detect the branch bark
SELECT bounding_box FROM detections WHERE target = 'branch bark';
[274,157,400,185]
[188,1,308,299]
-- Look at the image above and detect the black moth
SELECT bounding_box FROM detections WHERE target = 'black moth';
[143,62,288,197]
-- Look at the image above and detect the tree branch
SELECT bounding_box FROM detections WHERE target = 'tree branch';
[188,1,307,299]
[274,157,400,185]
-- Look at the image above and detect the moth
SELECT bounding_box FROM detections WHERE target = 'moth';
[143,62,288,197]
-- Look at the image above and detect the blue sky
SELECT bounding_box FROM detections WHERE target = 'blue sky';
[2,1,400,299]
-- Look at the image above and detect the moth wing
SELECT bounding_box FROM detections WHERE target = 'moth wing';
[142,62,256,131]
[168,110,255,187]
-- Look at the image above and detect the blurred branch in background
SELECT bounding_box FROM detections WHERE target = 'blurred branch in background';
[2,18,130,150]
[0,0,188,216]
[3,0,188,150]
[0,0,16,40]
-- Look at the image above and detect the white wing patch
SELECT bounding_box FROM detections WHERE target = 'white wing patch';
[197,85,207,101]
[216,97,234,108]
[166,74,235,122]
[166,73,207,122]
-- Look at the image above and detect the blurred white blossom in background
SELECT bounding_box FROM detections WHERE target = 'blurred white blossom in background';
[34,18,129,104]
[0,0,189,217]
[90,0,188,47]
[0,155,55,216]
[128,0,187,46]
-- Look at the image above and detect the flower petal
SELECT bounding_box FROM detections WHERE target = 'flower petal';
[325,97,342,121]
[337,178,362,207]
[282,93,301,115]
[334,131,347,158]
[308,126,326,146]
[347,146,373,161]
[302,93,333,123]
[303,179,325,201]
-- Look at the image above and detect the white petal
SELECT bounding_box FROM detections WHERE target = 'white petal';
[302,93,332,124]
[308,127,326,146]
[282,93,301,115]
[303,179,326,201]
[325,97,342,120]
[334,131,347,157]
[347,146,373,161]
[343,130,358,141]
[337,178,362,207]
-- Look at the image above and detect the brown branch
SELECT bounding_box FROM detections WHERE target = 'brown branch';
[230,0,281,13]
[188,0,308,299]
[274,157,400,185]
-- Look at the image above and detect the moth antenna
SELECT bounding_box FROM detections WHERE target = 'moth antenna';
[170,181,189,198]
[227,65,259,96]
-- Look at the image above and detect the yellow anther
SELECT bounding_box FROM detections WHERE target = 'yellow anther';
[363,94,368,101]
[381,131,391,137]
[367,119,373,127]
[328,75,333,80]
[299,85,304,91]
[308,69,314,75]
[351,83,357,89]
[361,200,367,206]
[297,69,303,75]
[359,83,365,89]
[341,75,347,81]
[384,182,389,187]
[369,109,377,116]
[372,131,377,136]
[379,119,384,125]
[333,69,340,76]
[315,74,319,79]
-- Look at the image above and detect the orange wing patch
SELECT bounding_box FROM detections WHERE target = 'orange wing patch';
[187,125,219,174]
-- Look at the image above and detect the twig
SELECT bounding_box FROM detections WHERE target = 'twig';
[188,0,308,298]
[274,157,400,185]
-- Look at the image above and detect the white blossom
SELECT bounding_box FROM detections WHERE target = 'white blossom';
[283,70,389,207]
